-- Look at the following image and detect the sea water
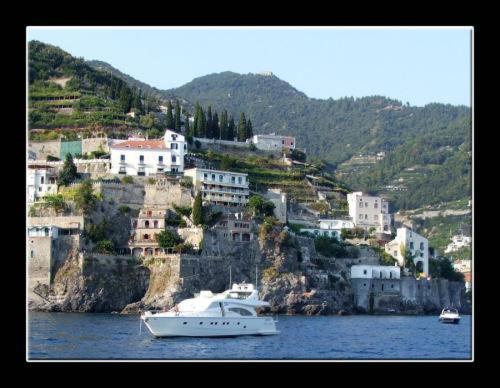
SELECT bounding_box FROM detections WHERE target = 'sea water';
[28,312,472,360]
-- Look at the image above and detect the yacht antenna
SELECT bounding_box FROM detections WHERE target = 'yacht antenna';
[229,266,232,288]
[255,265,258,289]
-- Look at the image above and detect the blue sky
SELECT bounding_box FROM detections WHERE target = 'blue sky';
[27,27,472,106]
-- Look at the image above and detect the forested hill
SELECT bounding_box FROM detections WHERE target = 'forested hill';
[163,72,471,210]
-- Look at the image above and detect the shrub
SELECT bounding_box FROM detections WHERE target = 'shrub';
[121,176,134,184]
[180,177,193,188]
[147,178,156,185]
[194,140,201,149]
[43,194,66,214]
[314,235,348,258]
[192,192,203,226]
[248,195,275,217]
[156,229,183,248]
[249,143,256,151]
[94,239,115,254]
[46,155,60,161]
[118,205,131,214]
[74,180,98,214]
[172,204,192,218]
[58,153,78,186]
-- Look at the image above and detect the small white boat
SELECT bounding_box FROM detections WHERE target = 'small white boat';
[141,282,279,337]
[439,307,461,324]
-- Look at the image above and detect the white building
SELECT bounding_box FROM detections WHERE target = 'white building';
[444,234,472,254]
[184,168,249,207]
[385,227,429,275]
[319,219,355,231]
[109,129,186,176]
[27,167,58,203]
[265,188,287,223]
[347,191,391,233]
[27,225,59,238]
[453,259,471,273]
[351,265,401,280]
[299,227,342,240]
[252,133,296,151]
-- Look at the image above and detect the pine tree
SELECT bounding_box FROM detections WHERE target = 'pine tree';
[246,119,253,139]
[237,112,247,141]
[227,116,235,141]
[58,153,78,186]
[165,101,174,129]
[219,110,228,140]
[174,100,181,131]
[212,112,220,140]
[206,106,213,139]
[192,192,203,226]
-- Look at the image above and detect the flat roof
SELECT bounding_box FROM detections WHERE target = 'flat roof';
[184,167,248,176]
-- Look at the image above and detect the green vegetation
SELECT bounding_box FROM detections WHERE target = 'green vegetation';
[156,229,183,249]
[313,235,349,258]
[192,192,204,226]
[94,239,115,254]
[121,176,134,184]
[429,257,465,282]
[117,205,131,214]
[74,180,99,214]
[58,153,78,186]
[43,194,67,214]
[172,205,192,218]
[248,195,275,217]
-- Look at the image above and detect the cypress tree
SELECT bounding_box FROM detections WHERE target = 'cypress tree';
[193,103,200,137]
[212,112,220,140]
[219,110,228,140]
[237,112,247,141]
[59,153,78,186]
[165,101,174,129]
[185,113,191,135]
[198,106,206,138]
[227,116,235,141]
[174,100,181,131]
[206,106,213,139]
[192,192,203,226]
[246,119,253,139]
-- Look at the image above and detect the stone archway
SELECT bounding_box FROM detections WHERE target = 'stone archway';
[416,261,424,273]
[132,248,142,257]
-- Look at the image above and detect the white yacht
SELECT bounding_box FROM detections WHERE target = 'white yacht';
[439,307,461,324]
[141,283,279,337]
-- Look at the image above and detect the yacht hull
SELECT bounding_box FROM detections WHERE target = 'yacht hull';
[142,315,278,337]
[439,317,460,324]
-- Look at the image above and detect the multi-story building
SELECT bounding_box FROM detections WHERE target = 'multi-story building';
[347,191,391,233]
[183,168,249,207]
[445,234,472,254]
[214,212,254,242]
[110,129,186,176]
[129,208,169,257]
[385,227,429,275]
[27,166,58,203]
[251,133,296,151]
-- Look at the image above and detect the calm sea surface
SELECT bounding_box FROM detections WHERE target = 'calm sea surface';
[28,312,472,360]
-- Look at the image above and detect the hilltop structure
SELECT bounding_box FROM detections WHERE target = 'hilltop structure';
[251,133,296,152]
[110,129,186,176]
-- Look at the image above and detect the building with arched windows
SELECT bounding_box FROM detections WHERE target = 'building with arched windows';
[385,227,429,275]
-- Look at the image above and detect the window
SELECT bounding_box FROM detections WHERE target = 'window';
[231,176,235,183]
[41,176,44,184]
[120,154,125,161]
[158,156,163,163]
[420,252,424,258]
[219,175,223,182]
[410,242,414,250]
[171,143,178,149]
[212,174,215,181]
[184,144,187,150]
[363,269,367,275]
[139,155,144,162]
[30,250,34,258]
[420,242,424,250]
[365,202,368,207]
[172,155,177,163]
[365,214,368,220]
[374,203,378,209]
[204,173,208,179]
[374,215,378,220]
[360,202,364,208]
[238,177,242,184]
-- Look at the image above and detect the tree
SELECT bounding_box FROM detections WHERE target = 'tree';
[139,113,156,129]
[174,100,181,131]
[184,113,191,135]
[206,106,213,139]
[192,102,200,137]
[227,116,235,141]
[248,195,275,217]
[95,239,115,254]
[165,100,174,129]
[197,106,206,138]
[156,229,182,248]
[212,112,220,140]
[237,112,247,141]
[192,192,204,225]
[43,194,66,214]
[246,119,253,139]
[58,153,78,186]
[219,110,228,140]
[400,244,416,273]
[74,180,98,214]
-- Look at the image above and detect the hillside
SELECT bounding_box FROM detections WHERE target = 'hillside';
[163,72,471,211]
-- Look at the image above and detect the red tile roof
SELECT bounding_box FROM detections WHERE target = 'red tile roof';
[111,140,166,150]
